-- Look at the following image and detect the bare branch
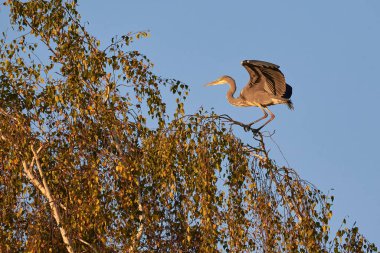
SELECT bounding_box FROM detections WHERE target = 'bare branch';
[78,238,99,253]
[22,159,46,196]
[0,107,21,124]
[30,145,75,253]
[128,178,144,253]
[59,203,67,211]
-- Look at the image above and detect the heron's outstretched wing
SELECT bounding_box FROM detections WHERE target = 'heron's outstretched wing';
[242,60,287,97]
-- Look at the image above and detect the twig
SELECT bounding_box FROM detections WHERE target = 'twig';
[255,132,304,223]
[78,238,99,253]
[269,134,290,168]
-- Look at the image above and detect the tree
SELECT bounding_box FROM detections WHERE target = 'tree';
[0,0,377,252]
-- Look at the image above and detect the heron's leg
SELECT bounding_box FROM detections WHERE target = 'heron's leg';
[256,107,275,131]
[247,106,268,126]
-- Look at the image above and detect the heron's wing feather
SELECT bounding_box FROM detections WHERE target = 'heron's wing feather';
[244,60,280,69]
[242,64,259,86]
[242,60,286,96]
[260,67,286,96]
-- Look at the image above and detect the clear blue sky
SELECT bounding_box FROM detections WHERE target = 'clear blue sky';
[2,0,380,246]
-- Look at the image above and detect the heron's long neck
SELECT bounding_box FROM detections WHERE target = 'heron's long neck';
[226,78,244,106]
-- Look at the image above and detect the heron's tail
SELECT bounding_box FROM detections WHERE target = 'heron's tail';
[286,100,294,110]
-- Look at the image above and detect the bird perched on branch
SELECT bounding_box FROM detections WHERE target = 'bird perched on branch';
[205,60,293,131]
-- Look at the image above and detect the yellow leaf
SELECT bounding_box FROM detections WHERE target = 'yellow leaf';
[116,165,123,173]
[17,207,23,218]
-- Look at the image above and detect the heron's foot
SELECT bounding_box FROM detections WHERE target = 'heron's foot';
[243,122,259,132]
[251,128,260,135]
[251,126,265,136]
[243,125,251,132]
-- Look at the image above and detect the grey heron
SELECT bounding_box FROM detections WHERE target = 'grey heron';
[205,60,293,131]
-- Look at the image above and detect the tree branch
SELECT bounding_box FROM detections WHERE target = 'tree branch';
[22,159,47,196]
[30,145,75,253]
[78,238,98,253]
[129,178,144,252]
[256,135,304,222]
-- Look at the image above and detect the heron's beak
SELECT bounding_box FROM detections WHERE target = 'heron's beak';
[204,79,225,87]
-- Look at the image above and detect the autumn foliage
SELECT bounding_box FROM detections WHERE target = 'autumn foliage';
[0,1,378,252]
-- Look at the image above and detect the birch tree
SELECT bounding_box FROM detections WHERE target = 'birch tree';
[0,0,377,252]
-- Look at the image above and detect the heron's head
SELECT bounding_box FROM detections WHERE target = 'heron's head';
[204,75,233,87]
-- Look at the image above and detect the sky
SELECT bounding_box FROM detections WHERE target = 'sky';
[2,0,380,246]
